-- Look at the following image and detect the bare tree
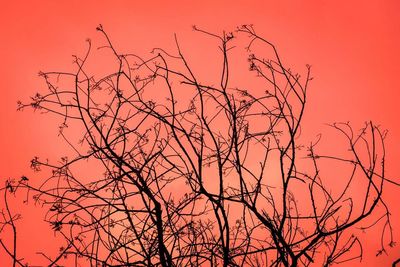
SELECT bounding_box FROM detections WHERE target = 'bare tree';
[1,24,396,266]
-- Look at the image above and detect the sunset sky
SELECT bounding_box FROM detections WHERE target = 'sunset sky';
[0,1,399,266]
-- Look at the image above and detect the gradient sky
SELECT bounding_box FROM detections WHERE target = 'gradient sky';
[0,1,399,266]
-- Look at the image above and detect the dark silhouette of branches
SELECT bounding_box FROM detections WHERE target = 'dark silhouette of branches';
[0,180,25,267]
[2,24,397,266]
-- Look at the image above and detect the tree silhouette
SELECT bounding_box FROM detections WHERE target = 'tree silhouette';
[1,25,396,266]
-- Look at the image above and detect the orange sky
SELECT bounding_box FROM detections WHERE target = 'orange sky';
[0,1,399,266]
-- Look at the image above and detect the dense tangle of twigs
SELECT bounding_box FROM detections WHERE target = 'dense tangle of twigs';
[1,25,396,267]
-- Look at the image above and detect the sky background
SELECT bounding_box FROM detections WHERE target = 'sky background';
[0,1,399,266]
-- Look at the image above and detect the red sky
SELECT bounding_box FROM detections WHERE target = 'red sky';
[0,1,399,266]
